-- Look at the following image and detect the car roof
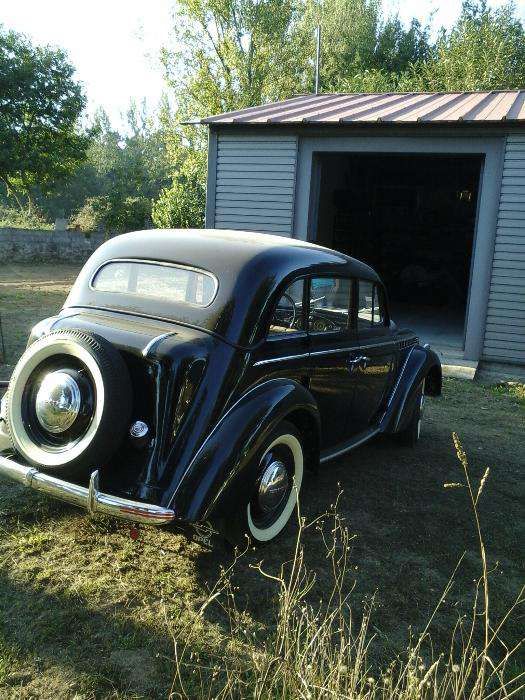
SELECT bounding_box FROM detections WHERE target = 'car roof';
[65,229,380,347]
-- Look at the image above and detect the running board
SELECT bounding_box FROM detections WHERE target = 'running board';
[320,427,381,464]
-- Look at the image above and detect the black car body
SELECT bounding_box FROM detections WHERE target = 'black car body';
[0,229,441,543]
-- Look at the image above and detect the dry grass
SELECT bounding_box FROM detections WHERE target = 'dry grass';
[169,445,524,699]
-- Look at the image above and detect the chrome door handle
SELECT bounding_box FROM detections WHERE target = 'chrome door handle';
[359,355,370,369]
[347,355,370,372]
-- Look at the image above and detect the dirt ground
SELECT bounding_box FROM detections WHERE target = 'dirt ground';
[0,263,523,698]
[0,263,81,380]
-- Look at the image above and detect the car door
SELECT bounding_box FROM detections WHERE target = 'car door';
[307,275,360,450]
[352,280,397,431]
[248,278,310,386]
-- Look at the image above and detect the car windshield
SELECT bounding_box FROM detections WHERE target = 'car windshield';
[92,261,218,307]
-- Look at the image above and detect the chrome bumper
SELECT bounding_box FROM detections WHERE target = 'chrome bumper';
[0,455,176,526]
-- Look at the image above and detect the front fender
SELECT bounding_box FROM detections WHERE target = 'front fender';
[381,345,442,434]
[170,379,320,521]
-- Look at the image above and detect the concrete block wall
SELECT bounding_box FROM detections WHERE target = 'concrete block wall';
[0,228,109,263]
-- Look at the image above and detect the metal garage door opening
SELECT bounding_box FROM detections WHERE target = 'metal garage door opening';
[312,153,484,351]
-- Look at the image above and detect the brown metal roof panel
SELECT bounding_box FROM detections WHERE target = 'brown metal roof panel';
[204,94,309,123]
[412,93,466,121]
[509,91,525,120]
[202,90,525,124]
[268,92,374,123]
[450,92,495,121]
[303,93,392,122]
[259,93,362,123]
[362,92,442,122]
[472,91,512,121]
[388,93,452,121]
[351,93,454,122]
[393,93,467,121]
[336,93,416,122]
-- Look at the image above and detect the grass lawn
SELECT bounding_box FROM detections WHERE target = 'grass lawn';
[0,264,523,698]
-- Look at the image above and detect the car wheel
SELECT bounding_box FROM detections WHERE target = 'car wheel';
[221,420,304,547]
[397,382,425,447]
[6,329,132,478]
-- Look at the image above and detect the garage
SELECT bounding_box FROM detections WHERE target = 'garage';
[313,152,483,350]
[202,90,525,371]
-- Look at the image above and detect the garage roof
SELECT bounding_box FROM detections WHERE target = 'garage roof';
[201,90,525,125]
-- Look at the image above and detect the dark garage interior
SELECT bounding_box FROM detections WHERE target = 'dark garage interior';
[313,153,483,350]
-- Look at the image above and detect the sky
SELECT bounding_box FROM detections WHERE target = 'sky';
[1,0,525,130]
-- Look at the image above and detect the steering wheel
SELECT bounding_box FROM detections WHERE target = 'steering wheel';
[274,293,298,329]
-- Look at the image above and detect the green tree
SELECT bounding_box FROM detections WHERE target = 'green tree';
[161,0,310,118]
[299,0,431,92]
[152,149,206,229]
[47,105,169,229]
[409,0,525,92]
[0,27,89,210]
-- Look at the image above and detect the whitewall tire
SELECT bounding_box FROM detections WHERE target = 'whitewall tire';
[247,432,303,543]
[6,329,132,477]
[221,421,304,546]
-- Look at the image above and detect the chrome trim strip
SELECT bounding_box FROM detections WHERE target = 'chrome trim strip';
[89,258,219,308]
[253,339,397,366]
[142,332,178,357]
[0,456,176,526]
[320,427,381,463]
[310,346,359,357]
[253,352,309,367]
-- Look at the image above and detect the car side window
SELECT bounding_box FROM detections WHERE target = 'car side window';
[309,277,352,333]
[358,281,386,328]
[269,279,305,335]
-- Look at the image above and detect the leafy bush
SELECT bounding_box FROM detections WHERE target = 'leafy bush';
[0,205,52,230]
[152,153,206,229]
[70,195,152,233]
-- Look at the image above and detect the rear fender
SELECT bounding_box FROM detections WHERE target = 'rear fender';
[170,379,320,521]
[381,345,442,434]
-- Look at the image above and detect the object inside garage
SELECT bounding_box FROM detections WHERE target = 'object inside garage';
[313,153,483,351]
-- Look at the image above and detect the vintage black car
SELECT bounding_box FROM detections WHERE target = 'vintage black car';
[0,229,441,544]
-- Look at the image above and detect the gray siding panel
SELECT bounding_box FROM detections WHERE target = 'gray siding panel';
[484,134,525,363]
[213,133,298,235]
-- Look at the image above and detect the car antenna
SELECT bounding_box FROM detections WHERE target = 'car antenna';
[315,25,321,95]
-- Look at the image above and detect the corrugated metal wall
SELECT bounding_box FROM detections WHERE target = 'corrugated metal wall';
[213,133,297,234]
[483,134,525,364]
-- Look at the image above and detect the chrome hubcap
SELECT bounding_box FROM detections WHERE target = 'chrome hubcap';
[35,371,82,434]
[258,460,290,513]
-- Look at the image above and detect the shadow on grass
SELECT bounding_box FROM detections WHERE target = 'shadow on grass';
[0,568,174,698]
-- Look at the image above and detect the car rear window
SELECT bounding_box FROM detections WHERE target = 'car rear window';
[92,260,218,307]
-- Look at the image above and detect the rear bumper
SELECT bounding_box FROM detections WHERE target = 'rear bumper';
[0,455,176,526]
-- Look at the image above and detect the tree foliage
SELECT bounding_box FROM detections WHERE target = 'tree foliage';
[162,0,310,118]
[71,194,152,233]
[0,26,89,207]
[300,0,431,92]
[409,0,525,92]
[45,105,170,229]
[152,149,207,229]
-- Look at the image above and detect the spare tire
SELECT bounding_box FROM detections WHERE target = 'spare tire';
[6,329,132,478]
